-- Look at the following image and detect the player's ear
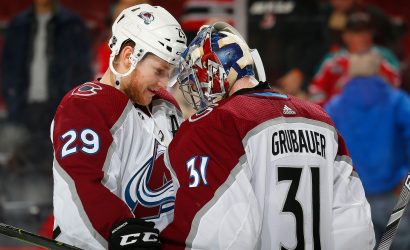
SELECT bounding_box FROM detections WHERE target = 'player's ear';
[113,45,132,67]
[120,46,134,67]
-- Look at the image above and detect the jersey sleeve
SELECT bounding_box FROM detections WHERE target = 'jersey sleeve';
[332,133,375,250]
[309,59,336,106]
[52,97,133,249]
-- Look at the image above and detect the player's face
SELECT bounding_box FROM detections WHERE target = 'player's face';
[124,54,173,105]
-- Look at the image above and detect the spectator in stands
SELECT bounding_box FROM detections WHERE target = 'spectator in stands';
[247,0,399,99]
[1,0,92,131]
[0,0,92,168]
[181,0,235,43]
[322,0,399,52]
[325,52,410,250]
[249,0,325,99]
[309,11,400,106]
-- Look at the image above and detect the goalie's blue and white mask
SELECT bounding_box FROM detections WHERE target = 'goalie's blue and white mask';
[176,22,266,110]
[109,4,187,87]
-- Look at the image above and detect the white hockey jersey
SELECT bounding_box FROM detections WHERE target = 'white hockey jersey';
[160,85,375,250]
[51,81,183,250]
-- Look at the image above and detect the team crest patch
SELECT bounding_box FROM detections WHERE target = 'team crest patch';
[72,82,102,96]
[189,104,218,122]
[125,156,175,219]
[138,11,154,24]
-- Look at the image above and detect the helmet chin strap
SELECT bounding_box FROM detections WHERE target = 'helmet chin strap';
[108,49,141,89]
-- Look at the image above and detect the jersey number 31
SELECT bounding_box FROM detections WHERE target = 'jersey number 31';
[278,166,321,250]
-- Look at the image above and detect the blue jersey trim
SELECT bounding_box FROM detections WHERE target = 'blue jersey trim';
[249,92,288,98]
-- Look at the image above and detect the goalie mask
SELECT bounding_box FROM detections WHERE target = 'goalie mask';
[109,4,187,87]
[176,22,265,110]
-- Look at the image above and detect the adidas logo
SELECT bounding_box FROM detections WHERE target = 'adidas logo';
[283,105,296,115]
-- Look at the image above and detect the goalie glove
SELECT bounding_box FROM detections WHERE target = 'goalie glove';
[108,218,161,250]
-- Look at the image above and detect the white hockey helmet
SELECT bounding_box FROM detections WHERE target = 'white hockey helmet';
[108,4,187,86]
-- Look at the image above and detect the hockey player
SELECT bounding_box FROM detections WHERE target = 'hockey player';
[51,4,186,250]
[159,22,375,250]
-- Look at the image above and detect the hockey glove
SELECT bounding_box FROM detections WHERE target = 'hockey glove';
[108,218,160,250]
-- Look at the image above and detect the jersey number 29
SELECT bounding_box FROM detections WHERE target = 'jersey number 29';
[60,129,100,158]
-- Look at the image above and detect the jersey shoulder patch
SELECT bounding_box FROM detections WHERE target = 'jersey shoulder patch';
[64,80,127,106]
[57,81,130,129]
[72,82,103,96]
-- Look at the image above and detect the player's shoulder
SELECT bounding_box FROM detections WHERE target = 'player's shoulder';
[56,81,130,122]
[184,86,334,133]
[286,95,334,125]
[62,81,127,105]
[152,89,182,112]
[217,88,334,130]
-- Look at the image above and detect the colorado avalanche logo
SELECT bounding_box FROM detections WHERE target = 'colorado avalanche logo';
[72,82,102,96]
[138,11,154,24]
[125,157,175,219]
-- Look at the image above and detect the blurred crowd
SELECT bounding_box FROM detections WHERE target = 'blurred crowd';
[0,0,409,249]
